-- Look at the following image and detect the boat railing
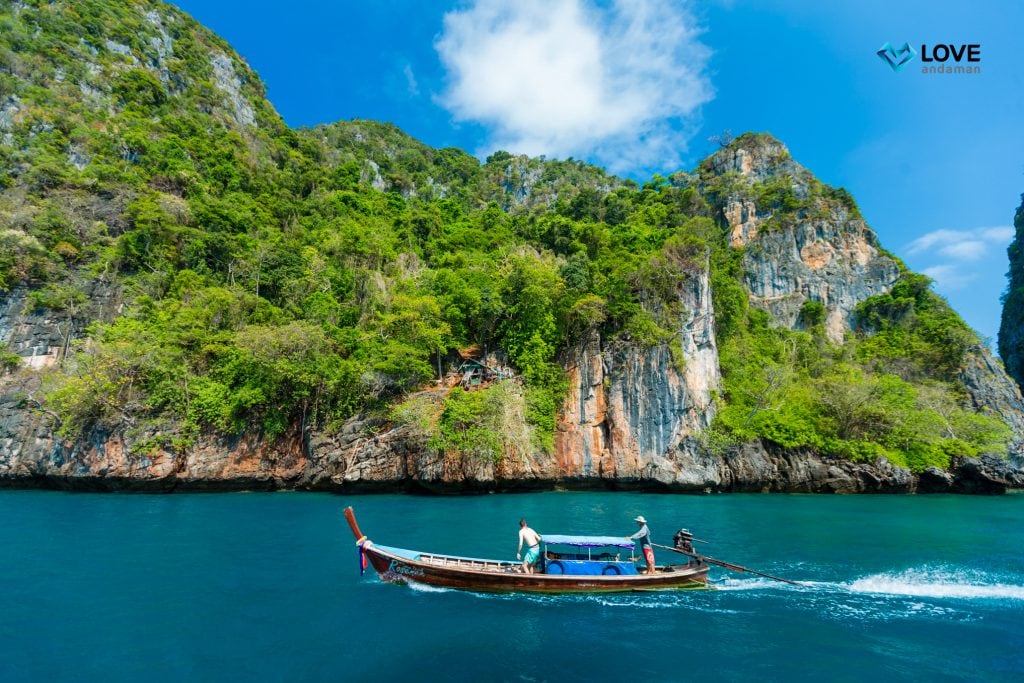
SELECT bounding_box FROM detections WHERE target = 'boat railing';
[418,553,516,572]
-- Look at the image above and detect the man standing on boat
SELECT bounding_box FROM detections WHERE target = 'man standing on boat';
[517,519,542,574]
[628,516,656,575]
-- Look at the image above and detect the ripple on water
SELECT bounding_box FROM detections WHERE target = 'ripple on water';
[402,579,744,613]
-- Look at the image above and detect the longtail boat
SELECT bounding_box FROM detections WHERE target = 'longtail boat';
[344,506,709,593]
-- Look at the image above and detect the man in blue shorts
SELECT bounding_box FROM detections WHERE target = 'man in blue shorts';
[517,519,542,573]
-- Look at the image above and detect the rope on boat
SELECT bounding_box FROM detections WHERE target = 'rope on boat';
[357,538,372,576]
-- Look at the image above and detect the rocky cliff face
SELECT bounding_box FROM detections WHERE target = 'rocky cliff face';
[959,344,1024,460]
[713,138,900,343]
[555,254,720,482]
[999,194,1024,391]
[739,209,899,343]
[0,280,122,370]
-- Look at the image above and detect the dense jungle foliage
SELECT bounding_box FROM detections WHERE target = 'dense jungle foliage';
[0,0,1009,470]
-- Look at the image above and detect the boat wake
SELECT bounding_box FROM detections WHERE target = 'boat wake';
[706,566,1024,623]
[405,580,455,594]
[476,591,741,613]
[714,576,782,591]
[713,565,1024,600]
[846,568,1024,601]
[394,565,1024,616]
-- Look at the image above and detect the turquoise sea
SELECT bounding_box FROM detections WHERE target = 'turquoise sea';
[2,490,1023,681]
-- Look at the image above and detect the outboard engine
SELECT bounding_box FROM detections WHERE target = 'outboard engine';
[673,528,695,554]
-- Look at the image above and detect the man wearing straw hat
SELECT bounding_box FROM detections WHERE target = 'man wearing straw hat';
[627,515,656,575]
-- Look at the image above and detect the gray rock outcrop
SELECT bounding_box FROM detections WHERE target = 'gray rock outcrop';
[712,136,900,343]
[554,253,719,482]
[998,194,1024,393]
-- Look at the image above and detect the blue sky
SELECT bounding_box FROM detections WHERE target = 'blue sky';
[174,0,1024,345]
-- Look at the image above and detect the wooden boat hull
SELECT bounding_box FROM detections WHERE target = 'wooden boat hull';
[363,544,709,594]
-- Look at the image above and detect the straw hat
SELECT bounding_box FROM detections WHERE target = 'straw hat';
[634,516,646,523]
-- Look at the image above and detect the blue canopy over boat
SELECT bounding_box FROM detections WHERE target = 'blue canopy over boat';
[542,535,636,549]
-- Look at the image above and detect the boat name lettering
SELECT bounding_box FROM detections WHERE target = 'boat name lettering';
[395,564,425,578]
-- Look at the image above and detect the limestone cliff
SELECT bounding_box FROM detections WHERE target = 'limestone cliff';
[2,2,1023,494]
[5,225,1021,493]
[711,136,900,343]
[999,194,1024,392]
[555,253,719,482]
[959,343,1024,461]
[706,136,1024,466]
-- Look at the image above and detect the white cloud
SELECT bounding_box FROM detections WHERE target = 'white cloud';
[922,264,975,290]
[403,64,420,97]
[906,226,1012,261]
[906,225,1013,290]
[434,0,713,173]
[939,239,986,261]
[980,226,1015,242]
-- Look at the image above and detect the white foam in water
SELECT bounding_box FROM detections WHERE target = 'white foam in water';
[847,567,1024,601]
[405,580,454,594]
[715,576,783,591]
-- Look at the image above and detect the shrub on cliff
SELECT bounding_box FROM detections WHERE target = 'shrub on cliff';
[856,273,975,380]
[426,383,532,464]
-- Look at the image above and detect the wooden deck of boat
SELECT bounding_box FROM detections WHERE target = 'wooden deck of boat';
[416,551,684,576]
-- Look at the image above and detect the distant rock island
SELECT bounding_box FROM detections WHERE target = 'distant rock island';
[1,0,1022,493]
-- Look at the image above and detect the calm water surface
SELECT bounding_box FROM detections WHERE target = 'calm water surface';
[2,490,1023,681]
